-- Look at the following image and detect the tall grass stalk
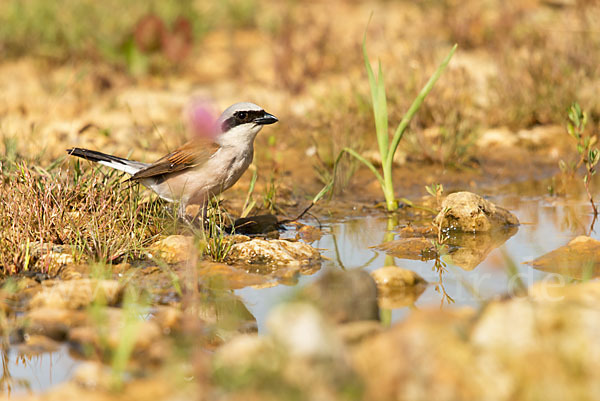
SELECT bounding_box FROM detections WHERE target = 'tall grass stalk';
[240,164,258,218]
[316,34,456,211]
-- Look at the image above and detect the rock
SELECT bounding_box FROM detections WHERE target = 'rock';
[149,235,194,264]
[149,305,183,336]
[472,282,600,355]
[4,277,41,308]
[35,371,186,401]
[528,279,600,305]
[71,361,113,390]
[25,307,87,341]
[352,309,478,401]
[371,266,428,309]
[469,282,600,400]
[476,127,518,148]
[16,334,60,355]
[434,192,519,232]
[298,268,379,323]
[213,334,274,373]
[214,303,360,401]
[57,264,88,280]
[266,303,344,359]
[526,236,600,279]
[28,279,122,310]
[336,321,383,345]
[228,238,321,266]
[227,234,253,244]
[371,266,427,291]
[471,298,540,351]
[68,307,165,363]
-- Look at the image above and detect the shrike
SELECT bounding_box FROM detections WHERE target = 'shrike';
[67,102,278,217]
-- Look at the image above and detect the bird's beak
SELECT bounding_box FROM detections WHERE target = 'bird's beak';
[254,112,278,125]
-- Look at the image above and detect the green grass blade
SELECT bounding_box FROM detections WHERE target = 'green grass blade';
[376,61,389,153]
[363,34,389,165]
[312,147,385,204]
[342,147,384,186]
[386,44,457,165]
[241,165,258,218]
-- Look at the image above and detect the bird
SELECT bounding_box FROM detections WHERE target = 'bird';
[67,102,278,218]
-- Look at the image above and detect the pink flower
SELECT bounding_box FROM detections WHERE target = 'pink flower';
[185,98,218,140]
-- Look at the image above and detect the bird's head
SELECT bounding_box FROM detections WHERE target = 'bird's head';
[216,102,278,147]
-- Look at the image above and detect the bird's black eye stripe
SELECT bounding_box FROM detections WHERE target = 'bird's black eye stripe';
[221,110,266,132]
[234,110,264,122]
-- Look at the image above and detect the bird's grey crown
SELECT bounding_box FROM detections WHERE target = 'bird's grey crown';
[218,102,268,133]
[219,102,263,121]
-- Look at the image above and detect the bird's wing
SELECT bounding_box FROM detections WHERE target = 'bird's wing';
[130,139,219,181]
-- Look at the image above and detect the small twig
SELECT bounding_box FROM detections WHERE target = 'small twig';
[278,201,317,225]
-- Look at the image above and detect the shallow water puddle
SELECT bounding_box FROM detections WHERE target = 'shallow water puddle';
[238,194,599,332]
[1,345,79,396]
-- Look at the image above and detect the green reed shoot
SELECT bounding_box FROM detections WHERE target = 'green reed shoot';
[360,37,456,210]
[313,33,456,210]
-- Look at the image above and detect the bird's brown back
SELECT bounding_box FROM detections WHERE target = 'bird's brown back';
[131,139,220,181]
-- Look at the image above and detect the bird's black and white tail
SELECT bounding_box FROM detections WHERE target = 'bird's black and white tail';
[66,148,148,176]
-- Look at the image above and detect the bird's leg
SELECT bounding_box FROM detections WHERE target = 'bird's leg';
[186,200,211,229]
[178,199,227,235]
[177,201,197,227]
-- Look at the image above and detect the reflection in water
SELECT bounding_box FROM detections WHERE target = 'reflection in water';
[527,235,600,280]
[373,220,519,306]
[0,344,79,396]
[377,284,427,310]
[443,226,519,270]
[432,247,455,306]
[372,225,518,272]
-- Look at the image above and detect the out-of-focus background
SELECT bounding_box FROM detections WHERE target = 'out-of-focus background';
[2,0,599,199]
